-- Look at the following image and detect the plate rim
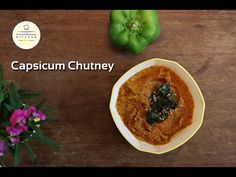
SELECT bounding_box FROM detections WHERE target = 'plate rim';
[109,58,206,154]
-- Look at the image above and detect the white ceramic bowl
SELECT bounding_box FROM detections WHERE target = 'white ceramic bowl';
[109,58,205,154]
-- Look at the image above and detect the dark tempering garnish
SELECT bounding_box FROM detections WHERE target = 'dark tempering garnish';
[147,83,178,126]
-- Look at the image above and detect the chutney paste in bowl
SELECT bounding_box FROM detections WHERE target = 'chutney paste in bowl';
[116,65,194,145]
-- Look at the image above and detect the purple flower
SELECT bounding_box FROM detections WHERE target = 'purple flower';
[5,126,22,144]
[5,106,47,145]
[10,109,29,126]
[28,106,47,120]
[6,109,31,144]
[0,140,7,157]
[33,111,47,121]
[38,111,47,120]
[28,106,37,114]
[18,123,28,132]
[6,126,22,136]
[10,137,20,145]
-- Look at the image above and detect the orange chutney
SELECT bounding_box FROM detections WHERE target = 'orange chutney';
[116,66,194,145]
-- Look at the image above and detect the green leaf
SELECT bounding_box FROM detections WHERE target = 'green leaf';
[19,90,41,99]
[9,88,23,109]
[0,64,3,86]
[147,83,178,126]
[0,156,7,167]
[36,98,48,110]
[27,120,34,129]
[24,142,35,162]
[0,91,4,103]
[4,103,15,112]
[33,127,44,140]
[42,107,54,115]
[2,152,8,161]
[3,80,14,87]
[14,144,22,167]
[33,127,60,150]
[41,136,60,150]
[0,129,8,136]
[20,131,34,140]
[0,106,9,122]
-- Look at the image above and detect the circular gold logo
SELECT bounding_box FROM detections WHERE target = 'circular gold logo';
[12,21,41,50]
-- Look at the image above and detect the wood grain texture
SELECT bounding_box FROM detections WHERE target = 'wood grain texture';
[0,10,235,167]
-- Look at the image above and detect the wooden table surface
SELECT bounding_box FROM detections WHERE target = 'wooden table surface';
[0,10,235,167]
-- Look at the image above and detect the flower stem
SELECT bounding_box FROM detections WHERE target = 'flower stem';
[0,158,6,167]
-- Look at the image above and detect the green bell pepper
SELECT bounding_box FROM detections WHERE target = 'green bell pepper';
[109,10,161,54]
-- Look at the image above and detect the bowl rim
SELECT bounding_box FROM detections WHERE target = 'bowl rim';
[109,58,205,154]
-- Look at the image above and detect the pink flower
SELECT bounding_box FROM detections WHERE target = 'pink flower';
[18,123,28,132]
[0,140,7,157]
[28,106,47,120]
[10,109,29,126]
[37,111,47,120]
[10,137,20,145]
[6,123,28,136]
[6,109,30,144]
[6,125,27,145]
[28,106,37,114]
[6,126,22,136]
[32,111,47,120]
[6,106,47,145]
